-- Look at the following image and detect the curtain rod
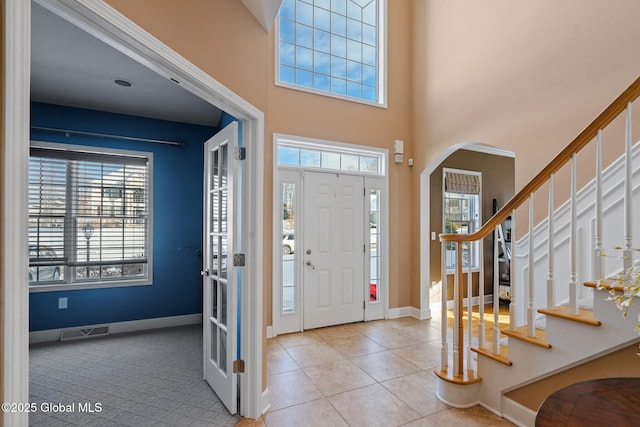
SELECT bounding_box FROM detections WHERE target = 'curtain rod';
[31,126,183,147]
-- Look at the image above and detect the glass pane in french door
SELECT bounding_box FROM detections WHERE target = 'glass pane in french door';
[209,142,229,372]
[203,121,237,414]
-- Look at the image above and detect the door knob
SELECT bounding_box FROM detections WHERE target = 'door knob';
[201,269,210,277]
[305,260,316,269]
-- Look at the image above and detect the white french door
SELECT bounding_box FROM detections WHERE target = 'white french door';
[303,171,365,329]
[203,122,239,414]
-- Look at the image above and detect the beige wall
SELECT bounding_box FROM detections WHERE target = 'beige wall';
[428,150,515,300]
[103,0,414,392]
[104,0,415,316]
[265,1,414,312]
[410,0,640,290]
[101,0,640,332]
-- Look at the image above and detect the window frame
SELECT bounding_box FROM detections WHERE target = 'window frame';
[28,141,153,293]
[442,168,481,273]
[272,133,388,334]
[275,0,388,108]
[276,134,386,176]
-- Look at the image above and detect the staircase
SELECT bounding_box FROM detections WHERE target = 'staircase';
[436,77,640,427]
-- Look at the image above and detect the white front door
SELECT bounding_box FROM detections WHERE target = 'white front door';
[303,171,365,329]
[203,122,239,414]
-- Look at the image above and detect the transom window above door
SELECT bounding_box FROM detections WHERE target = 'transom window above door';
[277,137,385,175]
[276,0,386,106]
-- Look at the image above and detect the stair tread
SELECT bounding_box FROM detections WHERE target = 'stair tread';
[434,364,483,385]
[584,279,626,292]
[538,305,602,326]
[501,326,552,349]
[472,344,512,366]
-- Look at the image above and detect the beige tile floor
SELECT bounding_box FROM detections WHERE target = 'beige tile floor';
[257,316,515,427]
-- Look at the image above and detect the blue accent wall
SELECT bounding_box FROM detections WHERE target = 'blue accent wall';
[29,102,218,331]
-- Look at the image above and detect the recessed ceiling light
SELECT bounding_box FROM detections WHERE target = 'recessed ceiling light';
[114,79,133,87]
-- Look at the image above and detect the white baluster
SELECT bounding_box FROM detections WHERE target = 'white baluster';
[440,240,448,371]
[624,103,633,271]
[453,242,462,377]
[547,174,555,308]
[493,227,501,351]
[478,238,485,350]
[528,194,535,337]
[509,210,516,331]
[594,130,604,281]
[467,242,473,366]
[569,153,578,314]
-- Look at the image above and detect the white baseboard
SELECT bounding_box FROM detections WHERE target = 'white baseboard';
[29,313,203,344]
[261,387,271,416]
[501,396,537,427]
[387,306,433,320]
[414,306,432,320]
[387,306,412,319]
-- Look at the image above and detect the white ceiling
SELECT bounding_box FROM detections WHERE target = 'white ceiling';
[31,2,224,127]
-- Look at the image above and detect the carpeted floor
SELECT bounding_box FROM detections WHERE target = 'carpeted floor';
[29,324,239,427]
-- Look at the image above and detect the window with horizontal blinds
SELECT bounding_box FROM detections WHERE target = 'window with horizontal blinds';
[29,144,151,287]
[444,171,481,194]
[443,169,481,270]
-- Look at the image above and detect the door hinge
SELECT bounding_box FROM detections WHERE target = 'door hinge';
[233,253,245,267]
[233,359,245,373]
[234,147,246,160]
[363,300,366,310]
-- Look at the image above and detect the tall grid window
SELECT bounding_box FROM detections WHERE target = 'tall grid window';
[29,143,151,288]
[277,0,384,104]
[443,170,481,271]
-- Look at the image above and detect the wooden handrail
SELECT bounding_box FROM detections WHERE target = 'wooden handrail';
[441,75,640,243]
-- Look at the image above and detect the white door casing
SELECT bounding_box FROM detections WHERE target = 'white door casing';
[203,122,239,414]
[303,171,365,329]
[271,136,388,336]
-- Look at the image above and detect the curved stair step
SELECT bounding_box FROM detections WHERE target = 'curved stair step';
[434,364,483,385]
